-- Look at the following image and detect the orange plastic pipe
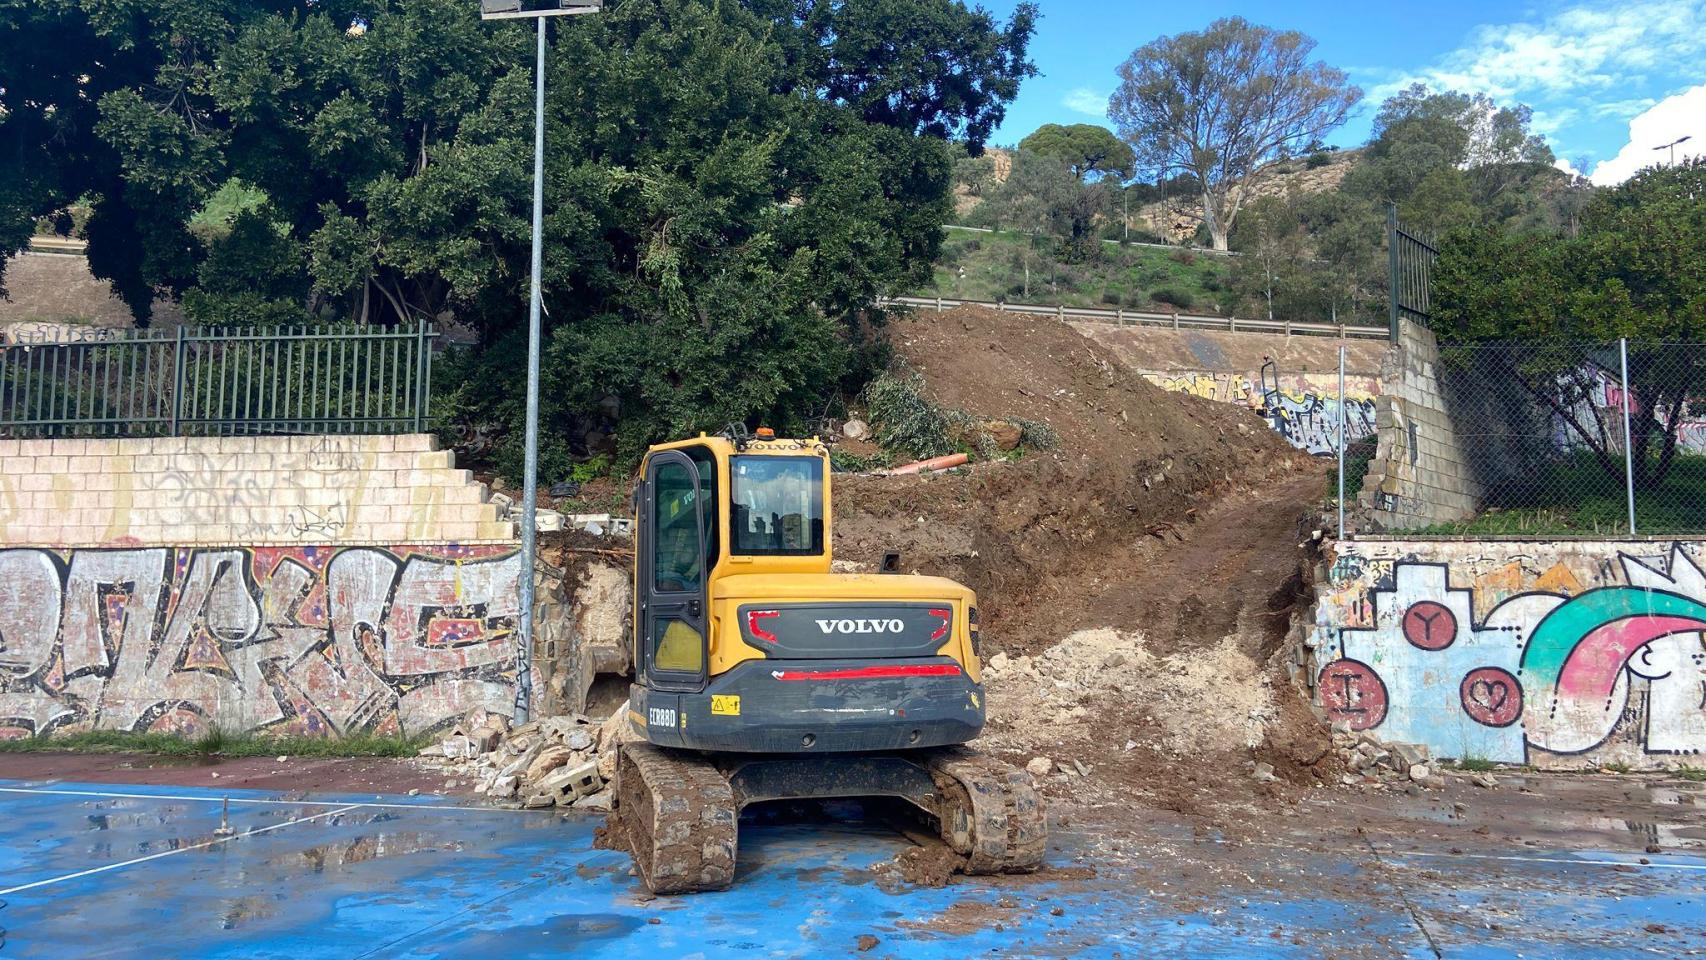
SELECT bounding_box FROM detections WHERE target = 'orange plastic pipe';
[881,453,969,476]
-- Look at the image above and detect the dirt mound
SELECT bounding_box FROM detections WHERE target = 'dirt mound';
[835,305,1313,656]
[835,306,1335,814]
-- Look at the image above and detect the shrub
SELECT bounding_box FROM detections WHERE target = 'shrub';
[862,373,953,461]
[1101,290,1122,306]
[1201,275,1225,293]
[1151,287,1196,310]
[1306,151,1333,169]
[1169,248,1197,267]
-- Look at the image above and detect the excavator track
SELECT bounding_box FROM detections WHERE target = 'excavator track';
[615,742,738,895]
[922,747,1048,874]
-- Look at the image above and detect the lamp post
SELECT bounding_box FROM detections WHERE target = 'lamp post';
[479,0,602,724]
[1653,135,1693,166]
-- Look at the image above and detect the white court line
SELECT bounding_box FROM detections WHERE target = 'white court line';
[0,803,362,896]
[0,785,544,814]
[1377,847,1706,874]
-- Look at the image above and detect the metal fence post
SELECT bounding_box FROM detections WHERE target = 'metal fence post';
[1621,338,1636,536]
[413,319,429,432]
[1339,344,1347,540]
[1386,203,1401,343]
[170,326,186,437]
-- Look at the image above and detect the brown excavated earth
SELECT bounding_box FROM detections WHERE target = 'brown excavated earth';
[833,305,1338,814]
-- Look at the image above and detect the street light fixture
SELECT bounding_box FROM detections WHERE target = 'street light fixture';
[1653,135,1693,166]
[479,0,602,724]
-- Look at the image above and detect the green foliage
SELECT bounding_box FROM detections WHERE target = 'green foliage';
[862,372,954,461]
[924,228,1232,312]
[1678,766,1706,782]
[1019,123,1135,181]
[1433,159,1706,489]
[1150,287,1195,310]
[1414,453,1706,537]
[1453,756,1498,773]
[6,0,1039,479]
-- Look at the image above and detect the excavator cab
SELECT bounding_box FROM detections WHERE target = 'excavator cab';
[613,432,1045,893]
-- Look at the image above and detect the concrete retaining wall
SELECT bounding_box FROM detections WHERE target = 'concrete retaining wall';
[1307,538,1706,769]
[0,434,550,738]
[0,435,513,547]
[1357,320,1483,528]
[1076,324,1385,455]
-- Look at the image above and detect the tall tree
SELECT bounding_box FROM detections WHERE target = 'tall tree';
[1018,123,1135,181]
[1108,17,1360,250]
[4,0,1039,475]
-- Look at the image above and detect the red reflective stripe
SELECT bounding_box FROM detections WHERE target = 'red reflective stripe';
[770,664,963,682]
[928,607,953,642]
[747,609,780,644]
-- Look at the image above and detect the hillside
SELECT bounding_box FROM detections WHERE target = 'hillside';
[921,228,1237,314]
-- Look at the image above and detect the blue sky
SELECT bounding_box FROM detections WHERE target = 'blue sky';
[982,0,1706,184]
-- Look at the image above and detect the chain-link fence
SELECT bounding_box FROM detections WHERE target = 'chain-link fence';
[1336,339,1706,538]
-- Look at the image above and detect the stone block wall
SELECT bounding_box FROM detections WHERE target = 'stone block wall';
[0,433,539,740]
[0,434,513,547]
[1307,538,1706,770]
[1357,320,1483,528]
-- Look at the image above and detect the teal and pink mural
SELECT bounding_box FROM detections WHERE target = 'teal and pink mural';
[1313,542,1706,767]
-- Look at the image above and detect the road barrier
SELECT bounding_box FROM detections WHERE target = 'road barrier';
[877,296,1388,340]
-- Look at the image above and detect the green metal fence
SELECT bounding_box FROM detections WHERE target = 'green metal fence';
[0,322,439,437]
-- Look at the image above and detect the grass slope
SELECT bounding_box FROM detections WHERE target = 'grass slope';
[921,229,1237,314]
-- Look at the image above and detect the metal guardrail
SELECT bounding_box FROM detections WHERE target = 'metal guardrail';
[878,296,1389,340]
[0,321,439,438]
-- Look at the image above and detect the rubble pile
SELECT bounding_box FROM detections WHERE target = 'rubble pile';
[419,703,634,810]
[1327,723,1501,790]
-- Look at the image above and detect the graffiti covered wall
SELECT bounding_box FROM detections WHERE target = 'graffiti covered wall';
[1141,370,1378,455]
[0,544,523,739]
[1310,540,1706,768]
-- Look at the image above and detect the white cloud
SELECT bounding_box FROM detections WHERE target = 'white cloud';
[1061,87,1109,118]
[1588,84,1706,185]
[1374,1,1706,105]
[1553,156,1585,178]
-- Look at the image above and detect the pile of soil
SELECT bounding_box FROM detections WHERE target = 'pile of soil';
[833,305,1338,812]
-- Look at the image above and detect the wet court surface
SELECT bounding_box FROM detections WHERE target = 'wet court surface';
[1,775,1704,958]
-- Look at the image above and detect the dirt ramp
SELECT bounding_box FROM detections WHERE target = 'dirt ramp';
[836,305,1315,657]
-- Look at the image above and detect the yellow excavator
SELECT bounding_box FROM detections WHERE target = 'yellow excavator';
[613,428,1046,894]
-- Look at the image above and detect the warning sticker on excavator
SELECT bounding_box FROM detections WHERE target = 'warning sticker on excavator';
[711,695,741,716]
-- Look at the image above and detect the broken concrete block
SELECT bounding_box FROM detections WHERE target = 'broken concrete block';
[573,791,613,812]
[525,745,577,783]
[490,775,518,798]
[1390,742,1429,768]
[534,761,603,802]
[1252,762,1278,783]
[1026,757,1052,777]
[565,729,593,752]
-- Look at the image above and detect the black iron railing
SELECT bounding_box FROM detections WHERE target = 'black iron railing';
[1387,204,1438,340]
[0,321,439,437]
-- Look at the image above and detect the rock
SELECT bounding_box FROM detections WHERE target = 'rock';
[1026,757,1053,777]
[417,743,445,758]
[275,755,288,763]
[470,726,503,755]
[1408,764,1431,783]
[408,788,421,797]
[599,703,636,752]
[842,419,870,441]
[521,793,555,809]
[1102,652,1127,669]
[1390,743,1429,768]
[1251,762,1278,783]
[987,652,1010,672]
[440,735,476,760]
[490,775,518,798]
[565,729,594,752]
[597,748,618,782]
[526,745,578,783]
[855,934,880,952]
[573,791,613,812]
[1072,759,1091,777]
[986,420,1023,451]
[1473,773,1499,789]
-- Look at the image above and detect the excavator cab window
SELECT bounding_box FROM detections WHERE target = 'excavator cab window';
[730,456,824,556]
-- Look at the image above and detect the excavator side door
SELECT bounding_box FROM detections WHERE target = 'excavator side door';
[638,450,709,693]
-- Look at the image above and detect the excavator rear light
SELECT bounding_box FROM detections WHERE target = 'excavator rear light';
[928,608,953,643]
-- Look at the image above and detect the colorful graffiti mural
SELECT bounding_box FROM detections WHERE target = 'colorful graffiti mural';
[1315,543,1706,765]
[1141,371,1377,456]
[0,544,522,739]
